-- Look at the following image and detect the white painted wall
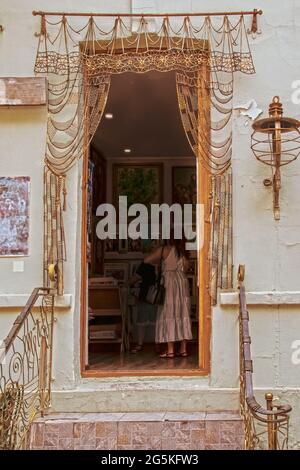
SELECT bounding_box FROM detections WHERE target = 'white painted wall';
[1,0,300,448]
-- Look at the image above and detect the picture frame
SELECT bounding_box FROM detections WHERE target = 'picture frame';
[113,163,163,209]
[0,176,30,256]
[104,262,129,284]
[172,166,197,206]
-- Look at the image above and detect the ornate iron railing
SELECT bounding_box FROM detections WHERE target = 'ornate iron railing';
[0,288,54,450]
[238,265,292,450]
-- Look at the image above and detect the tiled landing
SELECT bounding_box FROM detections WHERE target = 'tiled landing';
[29,411,244,450]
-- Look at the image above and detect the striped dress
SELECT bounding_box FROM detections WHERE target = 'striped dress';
[155,247,193,344]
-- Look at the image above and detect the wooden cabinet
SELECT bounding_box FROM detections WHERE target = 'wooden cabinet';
[88,284,124,353]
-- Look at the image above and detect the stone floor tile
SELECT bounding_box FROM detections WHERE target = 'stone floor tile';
[175,428,191,444]
[132,430,148,446]
[191,429,205,449]
[205,421,220,445]
[44,432,59,448]
[73,423,82,439]
[117,422,132,445]
[58,438,74,450]
[146,422,163,435]
[161,438,176,450]
[30,423,45,447]
[79,423,96,446]
[96,422,117,438]
[147,436,162,450]
[162,422,177,438]
[96,437,117,450]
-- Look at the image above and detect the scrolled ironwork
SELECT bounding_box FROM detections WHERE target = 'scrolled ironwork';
[0,288,54,450]
[238,266,292,450]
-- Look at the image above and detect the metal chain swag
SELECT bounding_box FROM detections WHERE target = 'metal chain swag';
[33,11,258,302]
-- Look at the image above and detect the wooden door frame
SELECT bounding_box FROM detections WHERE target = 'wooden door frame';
[79,63,211,379]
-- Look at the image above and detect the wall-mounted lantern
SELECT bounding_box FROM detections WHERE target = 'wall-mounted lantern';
[251,96,300,220]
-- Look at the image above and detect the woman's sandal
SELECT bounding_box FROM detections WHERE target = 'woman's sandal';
[159,352,175,358]
[176,352,189,357]
[130,344,143,353]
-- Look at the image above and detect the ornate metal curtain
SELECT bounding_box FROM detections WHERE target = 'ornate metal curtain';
[33,11,258,301]
[176,72,233,303]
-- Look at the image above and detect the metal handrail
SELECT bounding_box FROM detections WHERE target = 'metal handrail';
[238,265,292,450]
[0,288,54,449]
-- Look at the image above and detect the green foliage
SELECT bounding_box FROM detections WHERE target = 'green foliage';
[117,168,159,207]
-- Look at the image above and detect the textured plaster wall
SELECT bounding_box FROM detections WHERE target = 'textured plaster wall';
[1,0,300,448]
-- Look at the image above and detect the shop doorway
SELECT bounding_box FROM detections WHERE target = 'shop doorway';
[80,69,211,377]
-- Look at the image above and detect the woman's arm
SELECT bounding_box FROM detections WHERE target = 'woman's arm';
[129,273,141,286]
[144,246,163,265]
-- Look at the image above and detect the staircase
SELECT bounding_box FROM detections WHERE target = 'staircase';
[0,288,54,450]
[29,411,243,450]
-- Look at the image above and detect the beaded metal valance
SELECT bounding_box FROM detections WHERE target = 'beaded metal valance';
[33,10,260,303]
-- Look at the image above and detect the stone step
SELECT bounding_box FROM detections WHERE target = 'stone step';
[29,411,244,450]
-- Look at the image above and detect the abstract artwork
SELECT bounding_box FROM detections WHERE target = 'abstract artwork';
[0,177,30,256]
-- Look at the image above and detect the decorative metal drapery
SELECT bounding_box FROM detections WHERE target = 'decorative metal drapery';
[176,72,233,300]
[33,11,259,301]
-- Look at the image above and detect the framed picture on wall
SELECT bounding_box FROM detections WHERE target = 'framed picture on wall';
[104,263,129,284]
[172,166,197,206]
[0,176,30,256]
[113,163,163,209]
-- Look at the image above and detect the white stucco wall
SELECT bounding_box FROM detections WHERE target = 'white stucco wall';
[1,0,300,448]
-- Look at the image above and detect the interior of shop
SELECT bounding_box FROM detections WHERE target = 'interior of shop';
[86,70,199,372]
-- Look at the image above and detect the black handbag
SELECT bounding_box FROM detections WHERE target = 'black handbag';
[145,247,165,305]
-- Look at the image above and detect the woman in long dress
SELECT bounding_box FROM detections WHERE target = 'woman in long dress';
[144,238,193,358]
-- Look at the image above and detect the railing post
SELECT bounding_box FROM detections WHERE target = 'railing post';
[265,392,277,450]
[238,265,291,450]
[38,335,47,418]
